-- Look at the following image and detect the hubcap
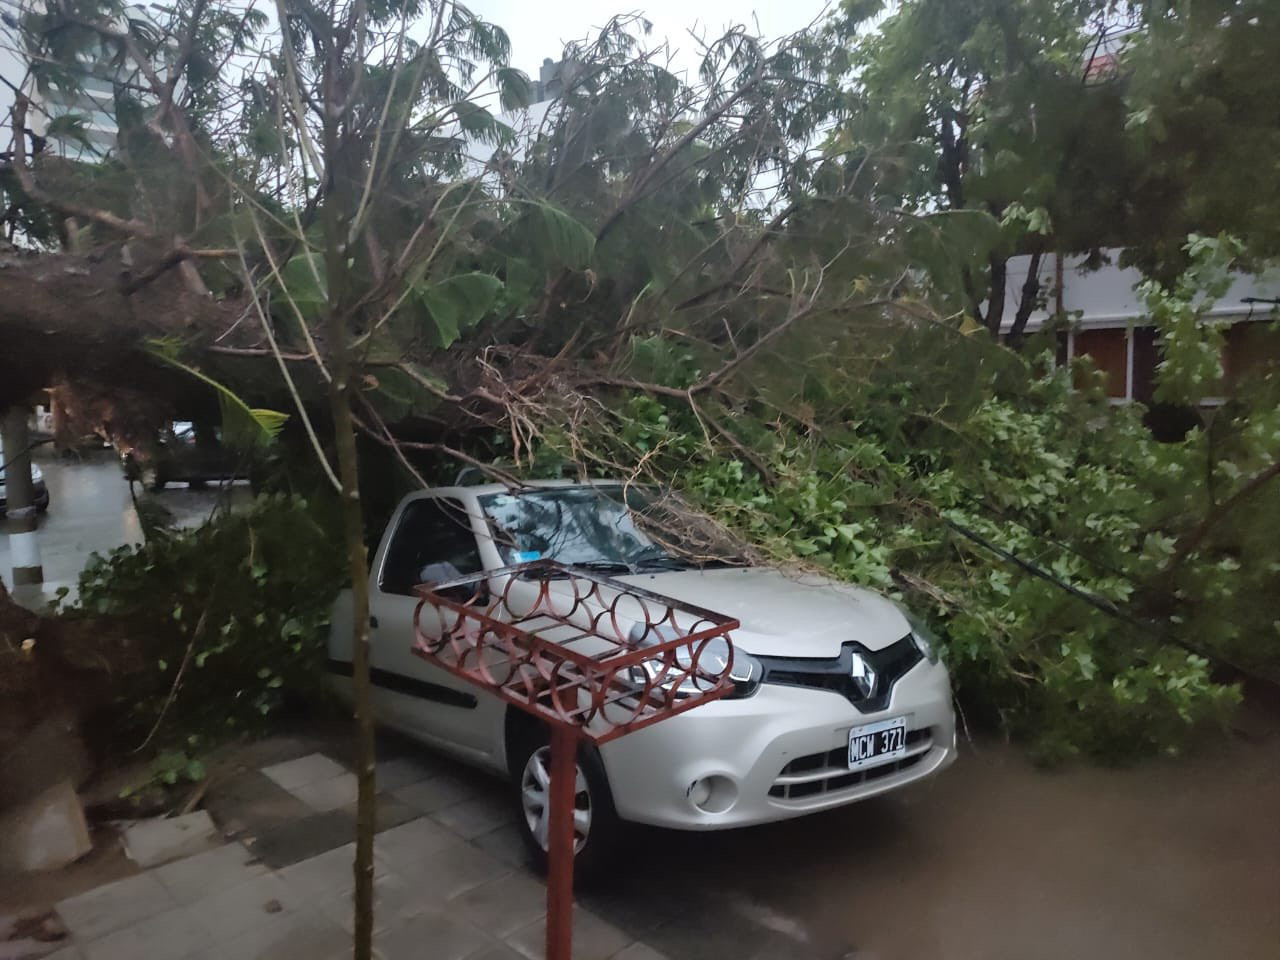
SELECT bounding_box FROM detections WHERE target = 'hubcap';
[520,745,592,854]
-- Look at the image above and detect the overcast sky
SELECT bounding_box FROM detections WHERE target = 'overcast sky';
[470,1,837,82]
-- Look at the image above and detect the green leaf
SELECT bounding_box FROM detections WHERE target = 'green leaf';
[524,201,596,271]
[496,67,532,111]
[365,366,441,421]
[145,341,288,451]
[502,256,541,305]
[416,272,503,348]
[278,250,328,321]
[453,102,512,147]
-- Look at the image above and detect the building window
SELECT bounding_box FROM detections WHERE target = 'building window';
[1131,327,1159,404]
[1073,327,1130,399]
[1225,322,1280,389]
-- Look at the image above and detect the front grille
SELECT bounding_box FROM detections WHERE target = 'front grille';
[758,634,923,713]
[768,728,932,802]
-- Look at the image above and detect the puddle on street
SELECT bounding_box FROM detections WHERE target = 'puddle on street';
[606,706,1279,960]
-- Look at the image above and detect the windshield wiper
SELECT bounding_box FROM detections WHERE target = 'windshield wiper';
[626,544,683,566]
[563,559,639,575]
[626,544,714,572]
[631,555,692,571]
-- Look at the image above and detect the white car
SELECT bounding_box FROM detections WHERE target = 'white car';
[329,481,956,874]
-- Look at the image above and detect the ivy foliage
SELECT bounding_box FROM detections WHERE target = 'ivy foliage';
[66,494,344,748]
[534,243,1277,763]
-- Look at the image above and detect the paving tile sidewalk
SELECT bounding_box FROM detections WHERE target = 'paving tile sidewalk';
[48,751,670,960]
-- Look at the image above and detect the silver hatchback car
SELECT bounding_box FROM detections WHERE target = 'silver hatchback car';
[329,481,956,874]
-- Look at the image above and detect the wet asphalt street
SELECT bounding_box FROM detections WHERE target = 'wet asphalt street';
[0,448,248,607]
[4,455,1278,960]
[588,714,1280,960]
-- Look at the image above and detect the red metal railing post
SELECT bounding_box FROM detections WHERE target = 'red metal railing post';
[545,725,577,960]
[412,562,740,960]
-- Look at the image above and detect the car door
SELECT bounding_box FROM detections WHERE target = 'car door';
[370,495,498,756]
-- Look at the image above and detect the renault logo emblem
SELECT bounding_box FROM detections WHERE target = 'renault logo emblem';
[850,652,877,699]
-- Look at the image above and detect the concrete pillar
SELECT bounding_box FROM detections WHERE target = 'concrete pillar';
[2,406,44,586]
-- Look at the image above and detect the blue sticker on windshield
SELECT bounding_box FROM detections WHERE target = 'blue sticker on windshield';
[515,550,542,563]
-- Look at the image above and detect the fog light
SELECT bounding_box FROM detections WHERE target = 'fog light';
[687,778,712,807]
[687,775,737,814]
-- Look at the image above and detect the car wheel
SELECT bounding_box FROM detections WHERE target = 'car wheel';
[512,733,620,883]
[143,466,166,492]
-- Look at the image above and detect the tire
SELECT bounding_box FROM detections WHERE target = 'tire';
[143,466,166,492]
[510,728,621,885]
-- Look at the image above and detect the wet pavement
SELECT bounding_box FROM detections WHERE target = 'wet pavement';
[0,449,248,607]
[4,456,1279,959]
[586,711,1280,960]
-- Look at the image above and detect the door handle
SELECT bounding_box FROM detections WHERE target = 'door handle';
[369,615,379,629]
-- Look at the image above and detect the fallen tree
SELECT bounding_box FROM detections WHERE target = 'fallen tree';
[0,0,1276,919]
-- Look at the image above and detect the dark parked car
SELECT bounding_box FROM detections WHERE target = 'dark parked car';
[122,421,253,491]
[0,440,50,512]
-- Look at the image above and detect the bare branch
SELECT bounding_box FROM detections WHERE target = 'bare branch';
[9,94,155,238]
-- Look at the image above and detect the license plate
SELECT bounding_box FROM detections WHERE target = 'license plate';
[848,716,907,770]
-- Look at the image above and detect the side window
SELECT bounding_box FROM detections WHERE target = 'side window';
[379,498,483,596]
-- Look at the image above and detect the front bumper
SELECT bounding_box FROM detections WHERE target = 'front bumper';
[599,658,955,830]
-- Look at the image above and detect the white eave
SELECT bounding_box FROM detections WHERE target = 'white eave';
[994,249,1280,334]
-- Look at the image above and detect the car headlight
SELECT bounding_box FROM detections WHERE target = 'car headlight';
[626,626,761,699]
[900,608,941,664]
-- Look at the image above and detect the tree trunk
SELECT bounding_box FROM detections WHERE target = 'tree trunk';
[327,360,376,959]
[1005,249,1045,351]
[0,249,247,409]
[2,406,43,587]
[984,254,1009,338]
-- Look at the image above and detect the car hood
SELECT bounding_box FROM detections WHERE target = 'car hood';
[599,566,909,659]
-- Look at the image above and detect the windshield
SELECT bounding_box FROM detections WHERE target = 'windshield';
[478,486,750,573]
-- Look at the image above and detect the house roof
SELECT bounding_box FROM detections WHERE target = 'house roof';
[996,249,1280,333]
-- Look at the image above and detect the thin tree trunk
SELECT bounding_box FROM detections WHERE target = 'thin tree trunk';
[326,311,376,958]
[1005,249,1044,351]
[316,7,376,943]
[984,254,1009,338]
[961,265,987,330]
